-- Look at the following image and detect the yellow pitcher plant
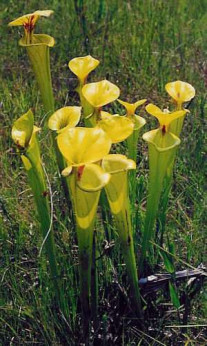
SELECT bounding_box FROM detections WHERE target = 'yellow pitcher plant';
[9,10,55,117]
[157,81,196,244]
[11,109,63,308]
[118,99,147,214]
[57,127,111,330]
[69,55,100,86]
[68,56,100,123]
[102,154,142,316]
[48,106,82,201]
[8,9,198,328]
[8,11,75,205]
[97,111,134,143]
[139,104,187,272]
[165,80,195,136]
[118,99,147,161]
[82,80,120,126]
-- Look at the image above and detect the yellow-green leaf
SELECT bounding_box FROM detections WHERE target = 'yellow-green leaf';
[102,154,136,174]
[133,114,146,131]
[102,155,135,215]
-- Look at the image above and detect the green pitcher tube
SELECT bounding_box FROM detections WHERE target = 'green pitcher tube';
[11,110,62,307]
[140,128,181,272]
[102,154,142,316]
[20,34,55,116]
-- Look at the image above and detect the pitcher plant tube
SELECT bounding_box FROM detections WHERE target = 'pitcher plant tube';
[9,10,55,117]
[57,127,111,331]
[11,109,63,309]
[139,104,187,273]
[118,98,146,214]
[102,154,142,316]
[157,81,195,243]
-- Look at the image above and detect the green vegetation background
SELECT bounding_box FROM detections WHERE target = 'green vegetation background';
[0,0,206,344]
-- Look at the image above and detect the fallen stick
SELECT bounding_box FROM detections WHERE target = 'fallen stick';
[139,264,206,295]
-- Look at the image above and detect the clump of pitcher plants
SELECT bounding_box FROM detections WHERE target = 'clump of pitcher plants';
[9,9,195,337]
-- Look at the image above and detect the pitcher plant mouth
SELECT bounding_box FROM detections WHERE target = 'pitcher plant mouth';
[48,106,81,132]
[145,104,187,131]
[117,98,147,165]
[143,128,180,152]
[68,56,100,125]
[12,109,35,149]
[19,33,55,47]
